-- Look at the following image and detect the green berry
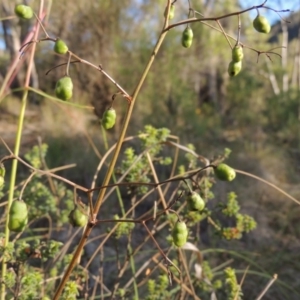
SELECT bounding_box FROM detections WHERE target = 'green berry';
[68,206,88,227]
[102,108,116,130]
[14,4,33,19]
[181,26,193,48]
[214,163,236,181]
[8,200,28,232]
[54,39,68,54]
[232,45,244,62]
[253,15,271,34]
[187,192,205,211]
[172,221,188,247]
[228,61,242,77]
[55,76,73,100]
[164,4,175,20]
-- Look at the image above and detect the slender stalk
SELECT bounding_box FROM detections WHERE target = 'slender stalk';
[0,89,28,300]
[101,125,138,299]
[53,1,172,297]
[0,2,43,298]
[255,274,278,300]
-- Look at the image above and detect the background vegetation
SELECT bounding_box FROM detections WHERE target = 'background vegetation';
[0,0,300,299]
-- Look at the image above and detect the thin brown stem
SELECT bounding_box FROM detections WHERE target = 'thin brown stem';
[216,20,232,49]
[255,274,278,300]
[164,1,273,31]
[235,169,300,205]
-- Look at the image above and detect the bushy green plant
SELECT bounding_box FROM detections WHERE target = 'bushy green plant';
[0,1,296,300]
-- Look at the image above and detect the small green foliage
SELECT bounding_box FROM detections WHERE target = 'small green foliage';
[4,269,16,288]
[236,213,257,233]
[158,274,169,290]
[63,253,74,265]
[16,144,74,225]
[222,192,240,216]
[113,215,135,239]
[41,240,64,262]
[18,181,55,218]
[15,241,31,261]
[169,259,180,276]
[61,281,79,300]
[197,260,223,293]
[20,269,43,299]
[217,192,257,240]
[0,240,14,261]
[224,148,232,158]
[178,165,185,175]
[222,227,242,240]
[24,143,48,169]
[213,279,223,290]
[224,267,243,300]
[139,125,170,156]
[185,143,197,168]
[186,209,207,225]
[200,260,214,291]
[202,260,213,281]
[119,126,171,194]
[146,274,170,299]
[161,156,172,165]
[167,213,177,226]
[119,147,151,194]
[147,279,156,296]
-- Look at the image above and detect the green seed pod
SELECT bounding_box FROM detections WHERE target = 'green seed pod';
[172,221,188,247]
[231,45,244,62]
[181,26,193,48]
[0,163,5,178]
[164,4,175,20]
[214,163,236,181]
[228,61,242,77]
[55,76,73,100]
[8,200,28,232]
[14,4,33,19]
[253,15,271,34]
[68,206,88,227]
[54,39,68,54]
[102,108,116,130]
[187,191,205,211]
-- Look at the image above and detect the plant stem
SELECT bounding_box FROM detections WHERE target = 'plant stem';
[0,1,43,298]
[0,89,28,300]
[100,125,139,299]
[53,1,171,296]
